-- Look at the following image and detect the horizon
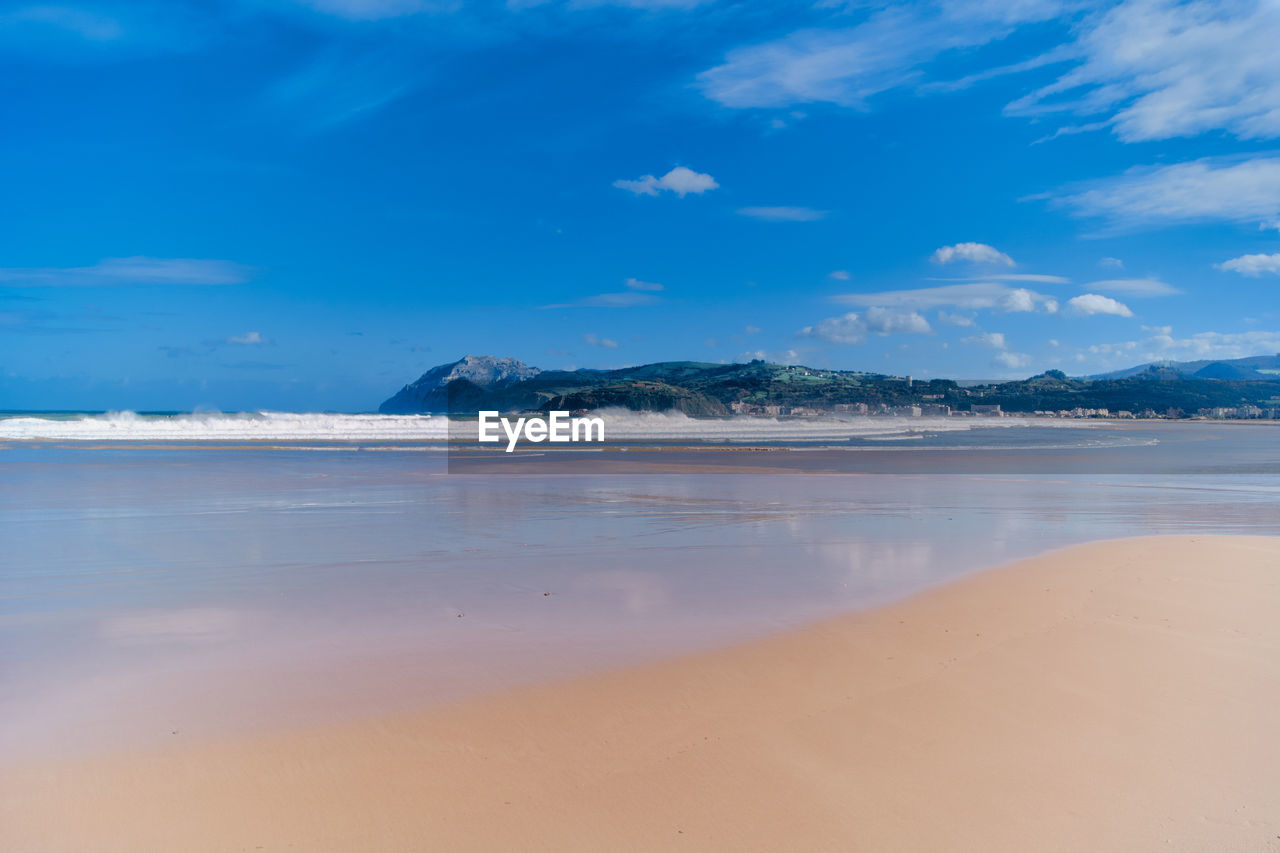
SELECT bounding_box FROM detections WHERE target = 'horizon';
[4,1,1280,411]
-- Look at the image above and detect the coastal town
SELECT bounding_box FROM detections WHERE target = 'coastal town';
[727,400,1280,420]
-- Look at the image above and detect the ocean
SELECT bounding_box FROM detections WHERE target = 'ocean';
[3,411,1279,760]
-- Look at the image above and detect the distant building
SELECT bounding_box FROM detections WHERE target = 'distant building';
[971,404,1003,416]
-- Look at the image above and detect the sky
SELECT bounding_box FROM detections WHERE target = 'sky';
[2,0,1279,411]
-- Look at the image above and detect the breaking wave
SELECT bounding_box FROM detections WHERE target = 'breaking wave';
[0,411,449,442]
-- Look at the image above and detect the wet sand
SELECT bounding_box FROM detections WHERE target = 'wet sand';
[3,535,1278,852]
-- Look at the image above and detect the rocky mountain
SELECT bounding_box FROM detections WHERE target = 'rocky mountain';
[379,355,1280,416]
[378,355,542,413]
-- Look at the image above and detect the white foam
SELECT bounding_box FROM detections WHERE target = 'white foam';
[0,409,1080,444]
[0,411,449,442]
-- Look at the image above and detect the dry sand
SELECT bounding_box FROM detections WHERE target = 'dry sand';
[3,535,1278,852]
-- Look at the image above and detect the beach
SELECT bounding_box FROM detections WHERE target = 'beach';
[3,535,1278,852]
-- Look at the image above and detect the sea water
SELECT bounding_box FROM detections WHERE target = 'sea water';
[2,414,1278,759]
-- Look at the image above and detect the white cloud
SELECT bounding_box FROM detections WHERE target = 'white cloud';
[289,0,437,20]
[541,292,660,308]
[1006,0,1280,143]
[0,5,124,40]
[1088,328,1280,364]
[0,257,252,287]
[1001,287,1055,313]
[613,166,718,197]
[963,331,1007,349]
[799,307,931,345]
[1216,253,1280,276]
[1099,257,1125,269]
[799,313,868,345]
[696,2,1066,110]
[228,331,264,345]
[1065,293,1133,317]
[738,348,801,364]
[696,0,1280,150]
[864,306,932,335]
[931,242,1014,266]
[936,311,975,327]
[1047,155,1280,230]
[737,206,827,221]
[744,325,762,334]
[829,270,851,280]
[983,273,1061,282]
[624,277,665,291]
[835,282,1057,313]
[993,351,1031,369]
[927,273,1069,283]
[1083,277,1178,296]
[582,333,620,349]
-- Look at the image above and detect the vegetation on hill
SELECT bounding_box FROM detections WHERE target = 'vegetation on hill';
[381,356,1280,417]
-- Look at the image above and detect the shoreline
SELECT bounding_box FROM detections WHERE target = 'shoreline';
[4,535,1279,851]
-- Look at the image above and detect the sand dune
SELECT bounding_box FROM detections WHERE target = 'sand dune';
[4,536,1278,852]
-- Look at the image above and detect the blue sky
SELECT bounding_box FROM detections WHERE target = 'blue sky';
[2,0,1279,411]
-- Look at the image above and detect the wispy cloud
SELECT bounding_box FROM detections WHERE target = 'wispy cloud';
[828,270,850,281]
[927,273,1068,283]
[613,166,718,197]
[936,311,975,327]
[582,332,620,348]
[541,291,661,308]
[1006,0,1280,143]
[0,257,252,287]
[286,0,444,21]
[0,2,209,61]
[799,307,932,345]
[1088,327,1280,364]
[228,331,266,345]
[931,242,1014,266]
[993,351,1031,369]
[834,282,1057,313]
[738,348,801,364]
[1043,155,1280,231]
[1216,253,1280,276]
[0,5,123,41]
[962,331,1007,349]
[737,206,827,222]
[624,277,664,291]
[697,0,1279,148]
[541,277,665,308]
[1083,278,1178,296]
[697,2,1066,110]
[267,44,421,129]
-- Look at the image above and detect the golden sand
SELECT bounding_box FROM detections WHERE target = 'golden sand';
[4,536,1278,852]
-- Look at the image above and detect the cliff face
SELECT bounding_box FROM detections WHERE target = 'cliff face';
[378,355,541,413]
